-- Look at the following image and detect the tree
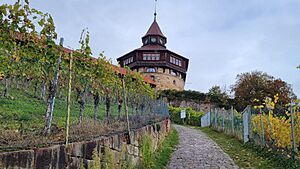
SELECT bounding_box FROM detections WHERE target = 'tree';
[232,71,295,112]
[207,86,229,108]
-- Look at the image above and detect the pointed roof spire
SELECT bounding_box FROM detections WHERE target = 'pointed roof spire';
[144,20,165,38]
[154,0,157,21]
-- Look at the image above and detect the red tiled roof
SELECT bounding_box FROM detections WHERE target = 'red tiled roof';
[63,47,156,85]
[136,44,167,51]
[144,20,165,38]
[111,65,156,85]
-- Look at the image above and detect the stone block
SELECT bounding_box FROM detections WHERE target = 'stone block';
[50,145,60,169]
[0,150,34,169]
[84,140,97,160]
[111,134,120,151]
[34,147,52,169]
[58,145,67,169]
[119,132,130,144]
[69,142,84,158]
[67,157,80,169]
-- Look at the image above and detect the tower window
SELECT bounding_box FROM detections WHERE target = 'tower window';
[171,70,177,76]
[156,55,160,60]
[123,57,133,65]
[143,53,160,61]
[150,75,156,81]
[173,80,176,85]
[170,56,182,67]
[146,68,156,72]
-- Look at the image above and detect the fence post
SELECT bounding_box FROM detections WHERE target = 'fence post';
[231,106,234,135]
[222,109,225,131]
[214,108,217,128]
[243,106,249,143]
[290,102,296,160]
[248,106,252,140]
[259,108,265,146]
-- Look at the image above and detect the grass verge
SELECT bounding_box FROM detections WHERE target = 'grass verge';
[197,127,300,169]
[151,128,179,169]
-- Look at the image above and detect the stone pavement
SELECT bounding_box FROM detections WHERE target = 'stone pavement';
[168,125,239,169]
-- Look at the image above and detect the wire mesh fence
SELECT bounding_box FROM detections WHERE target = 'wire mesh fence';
[208,104,300,161]
[210,107,244,140]
[0,83,169,152]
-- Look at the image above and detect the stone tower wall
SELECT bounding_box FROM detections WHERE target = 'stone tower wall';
[139,67,185,91]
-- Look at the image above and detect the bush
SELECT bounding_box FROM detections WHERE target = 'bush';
[169,106,205,126]
[140,134,154,168]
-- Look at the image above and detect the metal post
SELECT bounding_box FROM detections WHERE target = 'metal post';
[290,102,296,160]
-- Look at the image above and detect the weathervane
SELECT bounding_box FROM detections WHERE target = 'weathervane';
[154,0,157,21]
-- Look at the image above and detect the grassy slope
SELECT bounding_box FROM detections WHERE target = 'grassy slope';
[0,85,120,131]
[198,127,300,169]
[151,129,179,169]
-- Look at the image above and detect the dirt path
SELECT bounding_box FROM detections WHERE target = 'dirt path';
[168,125,239,169]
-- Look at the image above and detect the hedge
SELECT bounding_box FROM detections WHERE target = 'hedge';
[169,106,205,126]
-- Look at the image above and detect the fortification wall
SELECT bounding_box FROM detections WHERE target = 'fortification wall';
[0,119,171,169]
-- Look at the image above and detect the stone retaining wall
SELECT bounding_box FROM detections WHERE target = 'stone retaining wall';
[0,118,171,169]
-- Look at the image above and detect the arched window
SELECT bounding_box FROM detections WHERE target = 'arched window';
[147,68,156,72]
[150,75,156,81]
[170,70,177,76]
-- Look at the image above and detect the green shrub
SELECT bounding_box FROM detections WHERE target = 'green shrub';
[103,145,115,169]
[169,106,181,124]
[92,147,101,169]
[120,144,134,169]
[169,106,205,126]
[140,134,154,168]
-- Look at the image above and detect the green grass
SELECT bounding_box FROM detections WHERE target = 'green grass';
[197,127,300,169]
[151,128,179,169]
[0,85,120,131]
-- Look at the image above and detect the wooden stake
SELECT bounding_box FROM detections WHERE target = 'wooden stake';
[65,52,73,146]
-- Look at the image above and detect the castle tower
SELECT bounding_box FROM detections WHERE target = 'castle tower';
[117,12,189,91]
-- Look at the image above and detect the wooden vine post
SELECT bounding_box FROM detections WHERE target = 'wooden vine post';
[44,38,64,134]
[65,52,73,146]
[121,76,130,134]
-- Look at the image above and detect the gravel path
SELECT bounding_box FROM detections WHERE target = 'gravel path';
[168,125,239,169]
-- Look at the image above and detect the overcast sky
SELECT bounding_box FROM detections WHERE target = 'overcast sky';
[3,0,300,96]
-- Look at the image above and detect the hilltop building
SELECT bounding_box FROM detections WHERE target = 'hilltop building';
[117,14,189,91]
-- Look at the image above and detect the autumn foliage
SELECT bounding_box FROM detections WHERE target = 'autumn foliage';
[232,71,295,112]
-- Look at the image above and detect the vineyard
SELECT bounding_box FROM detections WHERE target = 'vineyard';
[0,1,168,151]
[210,95,300,164]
